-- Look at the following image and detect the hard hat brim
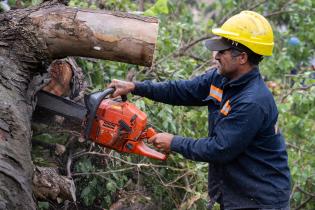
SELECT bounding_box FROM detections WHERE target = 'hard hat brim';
[205,37,232,51]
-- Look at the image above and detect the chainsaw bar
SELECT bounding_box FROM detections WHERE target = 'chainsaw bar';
[36,90,87,122]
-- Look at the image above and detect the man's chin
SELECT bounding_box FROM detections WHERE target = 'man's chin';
[217,69,230,78]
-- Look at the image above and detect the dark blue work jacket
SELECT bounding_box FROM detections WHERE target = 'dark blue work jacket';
[132,68,291,209]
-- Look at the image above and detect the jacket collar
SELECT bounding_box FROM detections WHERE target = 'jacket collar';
[222,67,260,89]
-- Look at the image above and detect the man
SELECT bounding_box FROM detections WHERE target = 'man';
[109,11,291,210]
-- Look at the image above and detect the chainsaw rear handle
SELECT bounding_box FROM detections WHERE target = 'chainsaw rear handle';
[136,127,167,160]
[131,141,167,161]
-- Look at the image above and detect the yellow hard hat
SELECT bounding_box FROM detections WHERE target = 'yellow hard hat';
[211,11,274,56]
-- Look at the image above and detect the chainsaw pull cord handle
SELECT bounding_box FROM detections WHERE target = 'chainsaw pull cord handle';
[84,88,115,139]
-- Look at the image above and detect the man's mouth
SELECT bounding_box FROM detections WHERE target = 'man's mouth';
[213,60,221,68]
[217,62,222,69]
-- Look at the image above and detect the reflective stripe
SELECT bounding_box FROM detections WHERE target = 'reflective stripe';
[209,85,223,102]
[220,100,231,116]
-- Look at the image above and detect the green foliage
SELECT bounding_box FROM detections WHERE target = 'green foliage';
[38,202,49,210]
[277,73,315,209]
[68,0,314,209]
[74,155,130,207]
[144,0,169,16]
[31,130,69,167]
[69,0,138,11]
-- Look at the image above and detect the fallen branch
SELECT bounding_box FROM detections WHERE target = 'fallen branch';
[150,166,192,191]
[72,166,135,177]
[72,151,188,172]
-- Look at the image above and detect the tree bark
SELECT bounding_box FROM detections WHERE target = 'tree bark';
[32,166,76,202]
[0,6,48,209]
[0,2,158,209]
[30,4,159,66]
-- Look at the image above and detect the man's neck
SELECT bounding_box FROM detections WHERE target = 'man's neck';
[230,64,256,81]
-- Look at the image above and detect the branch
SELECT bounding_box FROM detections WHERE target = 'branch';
[65,135,78,178]
[186,53,206,62]
[265,0,301,18]
[290,183,296,200]
[32,139,66,156]
[150,166,192,191]
[294,196,313,210]
[286,142,313,154]
[164,170,193,186]
[72,151,187,172]
[218,0,268,25]
[297,186,315,197]
[280,84,315,103]
[32,121,82,137]
[151,34,213,72]
[72,166,135,177]
[265,9,296,18]
[176,35,213,56]
[189,60,213,79]
[292,186,315,209]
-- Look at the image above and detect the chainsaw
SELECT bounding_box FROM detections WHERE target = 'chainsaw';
[35,88,167,160]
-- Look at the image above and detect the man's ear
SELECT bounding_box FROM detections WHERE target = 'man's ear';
[239,52,248,65]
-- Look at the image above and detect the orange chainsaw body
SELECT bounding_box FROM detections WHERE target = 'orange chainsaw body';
[87,99,166,160]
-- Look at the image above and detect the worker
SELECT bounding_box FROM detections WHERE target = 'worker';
[109,11,291,210]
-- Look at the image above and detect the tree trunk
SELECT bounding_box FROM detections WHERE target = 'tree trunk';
[0,2,158,209]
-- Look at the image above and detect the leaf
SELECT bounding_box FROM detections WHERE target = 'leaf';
[31,0,42,6]
[106,181,116,193]
[144,0,169,17]
[81,185,91,198]
[38,202,49,210]
[81,184,97,205]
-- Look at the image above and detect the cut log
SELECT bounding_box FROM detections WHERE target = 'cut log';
[30,5,159,66]
[42,57,87,99]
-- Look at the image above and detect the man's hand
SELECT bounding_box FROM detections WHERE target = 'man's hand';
[148,133,174,154]
[108,79,135,98]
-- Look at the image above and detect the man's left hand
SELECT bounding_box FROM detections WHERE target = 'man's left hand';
[148,133,174,154]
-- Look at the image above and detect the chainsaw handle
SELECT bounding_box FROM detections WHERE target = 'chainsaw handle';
[84,88,115,139]
[131,141,167,161]
[141,127,167,160]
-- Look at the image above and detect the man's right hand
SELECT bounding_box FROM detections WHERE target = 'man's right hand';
[108,79,135,98]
